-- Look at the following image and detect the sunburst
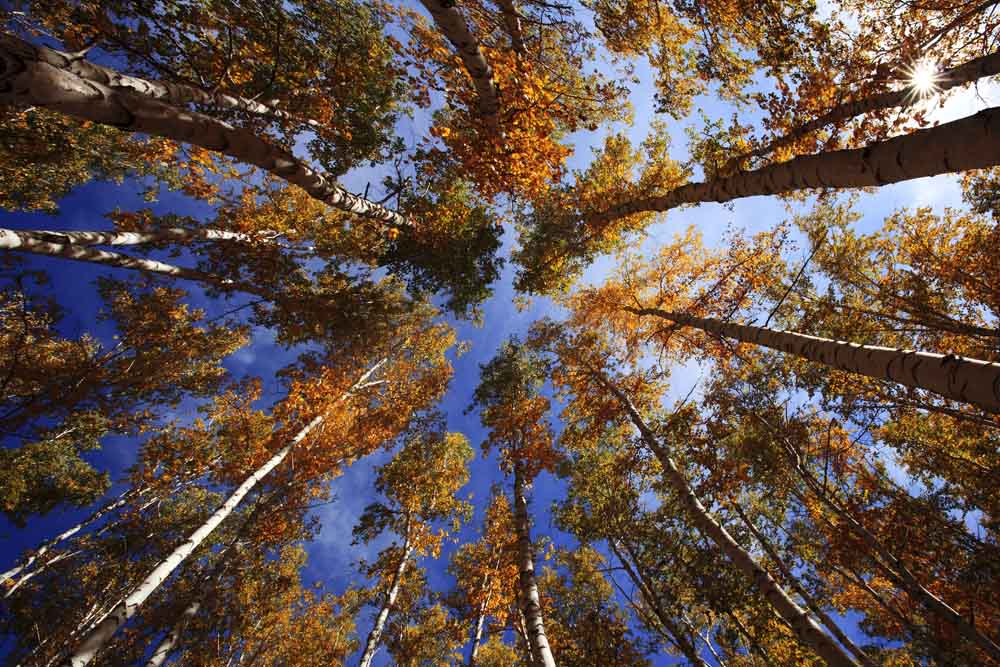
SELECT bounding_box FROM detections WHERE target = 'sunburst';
[901,58,942,103]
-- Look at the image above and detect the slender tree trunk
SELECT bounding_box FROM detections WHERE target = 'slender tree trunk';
[515,609,536,666]
[762,416,1000,661]
[626,307,1000,414]
[1,487,140,586]
[0,227,258,247]
[725,50,1000,171]
[358,523,415,667]
[590,368,860,667]
[417,0,500,128]
[729,503,877,667]
[65,361,385,666]
[587,106,1000,229]
[0,228,270,297]
[0,34,407,227]
[608,539,706,666]
[21,39,323,128]
[467,602,487,667]
[512,461,556,667]
[145,601,200,667]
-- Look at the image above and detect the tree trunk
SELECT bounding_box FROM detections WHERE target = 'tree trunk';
[65,361,385,666]
[467,603,487,667]
[21,39,323,129]
[626,307,1000,414]
[0,34,407,228]
[145,601,200,667]
[495,0,526,53]
[725,50,1000,171]
[512,461,557,667]
[417,0,500,128]
[1,487,140,586]
[729,503,877,667]
[1,227,258,247]
[358,525,415,667]
[608,539,706,667]
[591,368,860,667]
[0,228,270,298]
[587,105,1000,229]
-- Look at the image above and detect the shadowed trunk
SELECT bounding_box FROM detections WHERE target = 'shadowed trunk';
[587,106,1000,229]
[0,34,407,227]
[625,307,1000,414]
[589,366,860,667]
[725,50,1000,171]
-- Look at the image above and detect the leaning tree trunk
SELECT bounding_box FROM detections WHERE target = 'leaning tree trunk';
[0,228,271,298]
[358,521,415,667]
[0,34,407,228]
[65,361,385,666]
[587,105,1000,229]
[591,368,860,667]
[144,600,200,667]
[725,50,1000,172]
[21,38,324,129]
[512,461,557,667]
[0,227,259,247]
[607,539,706,667]
[0,486,141,586]
[418,0,500,128]
[467,601,487,667]
[625,307,1000,414]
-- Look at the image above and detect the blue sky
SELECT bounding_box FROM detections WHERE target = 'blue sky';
[1,7,998,665]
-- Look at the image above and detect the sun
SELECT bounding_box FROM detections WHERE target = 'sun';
[902,58,942,102]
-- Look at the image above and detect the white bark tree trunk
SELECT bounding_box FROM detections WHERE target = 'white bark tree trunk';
[0,34,408,227]
[627,307,1000,414]
[418,0,500,128]
[587,106,1000,229]
[0,228,268,297]
[513,461,556,667]
[1,487,139,586]
[358,528,415,667]
[592,369,860,667]
[65,361,385,666]
[144,601,200,667]
[0,227,257,247]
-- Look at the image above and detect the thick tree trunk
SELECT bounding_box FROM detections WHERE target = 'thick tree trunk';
[608,539,706,667]
[145,601,200,667]
[1,487,139,586]
[730,504,876,667]
[625,307,1000,414]
[587,106,1000,229]
[0,34,407,227]
[21,39,322,128]
[591,369,860,667]
[0,228,269,297]
[512,461,556,667]
[418,0,500,128]
[726,50,1000,171]
[65,361,385,666]
[358,527,415,667]
[0,227,257,247]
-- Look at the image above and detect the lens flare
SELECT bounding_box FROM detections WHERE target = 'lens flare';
[902,58,941,102]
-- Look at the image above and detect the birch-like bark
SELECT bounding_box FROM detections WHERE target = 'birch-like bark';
[418,0,500,128]
[1,487,139,586]
[725,50,1000,171]
[730,504,876,667]
[586,106,1000,229]
[0,228,269,297]
[494,0,526,53]
[516,609,536,666]
[19,39,322,128]
[468,602,487,667]
[626,307,1000,414]
[590,368,860,667]
[512,461,557,667]
[144,601,200,667]
[358,524,415,667]
[65,361,385,667]
[608,539,706,667]
[0,34,408,227]
[0,227,257,247]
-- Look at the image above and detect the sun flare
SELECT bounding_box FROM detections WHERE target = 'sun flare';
[903,58,942,101]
